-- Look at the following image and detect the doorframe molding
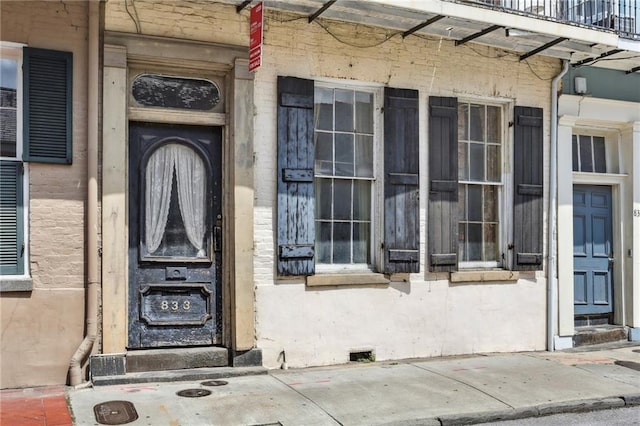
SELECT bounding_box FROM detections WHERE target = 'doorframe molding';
[102,35,254,357]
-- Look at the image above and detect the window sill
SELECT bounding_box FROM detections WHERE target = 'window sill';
[0,277,33,292]
[450,270,519,284]
[306,273,390,287]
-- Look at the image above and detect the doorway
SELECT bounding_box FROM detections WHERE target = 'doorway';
[573,185,614,321]
[128,122,222,348]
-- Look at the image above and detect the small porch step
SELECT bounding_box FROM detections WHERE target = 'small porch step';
[92,366,268,386]
[126,347,229,373]
[90,347,264,383]
[573,325,628,347]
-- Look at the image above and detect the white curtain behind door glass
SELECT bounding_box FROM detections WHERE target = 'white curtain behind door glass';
[145,145,176,254]
[145,143,207,257]
[174,144,207,257]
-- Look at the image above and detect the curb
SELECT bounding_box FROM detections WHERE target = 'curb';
[437,395,637,426]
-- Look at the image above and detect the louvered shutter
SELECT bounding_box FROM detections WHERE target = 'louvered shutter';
[23,47,73,164]
[428,97,458,272]
[513,106,544,270]
[276,76,315,276]
[383,87,420,273]
[0,161,24,275]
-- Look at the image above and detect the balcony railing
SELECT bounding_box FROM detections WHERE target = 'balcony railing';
[460,0,639,38]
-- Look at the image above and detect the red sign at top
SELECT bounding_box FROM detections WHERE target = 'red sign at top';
[249,2,264,72]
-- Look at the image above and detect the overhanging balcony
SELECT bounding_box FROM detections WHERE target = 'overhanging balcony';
[226,0,640,73]
[458,0,639,39]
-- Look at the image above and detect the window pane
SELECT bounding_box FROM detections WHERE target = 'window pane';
[333,179,351,220]
[315,132,333,175]
[486,144,500,182]
[467,223,483,261]
[353,180,371,221]
[0,109,16,157]
[469,143,484,181]
[467,185,482,222]
[458,104,469,140]
[458,223,467,262]
[335,89,354,132]
[132,74,220,110]
[458,184,467,221]
[484,223,498,261]
[486,106,501,143]
[315,178,332,220]
[355,135,373,178]
[316,222,331,263]
[572,135,579,171]
[0,58,17,158]
[353,222,370,264]
[469,104,485,142]
[483,185,498,222]
[332,223,351,263]
[315,88,334,131]
[355,91,373,134]
[458,142,468,181]
[593,136,606,173]
[335,133,354,176]
[579,135,593,172]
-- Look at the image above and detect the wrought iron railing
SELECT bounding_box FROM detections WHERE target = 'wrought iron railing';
[459,0,639,38]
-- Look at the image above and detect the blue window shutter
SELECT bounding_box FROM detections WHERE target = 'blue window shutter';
[23,47,73,164]
[277,76,315,276]
[384,87,420,273]
[428,96,458,272]
[513,106,544,270]
[0,161,24,275]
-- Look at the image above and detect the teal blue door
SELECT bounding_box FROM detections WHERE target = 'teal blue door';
[573,185,613,316]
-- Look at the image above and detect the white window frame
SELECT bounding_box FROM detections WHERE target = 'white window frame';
[0,42,30,281]
[457,97,512,270]
[313,80,383,274]
[571,127,620,175]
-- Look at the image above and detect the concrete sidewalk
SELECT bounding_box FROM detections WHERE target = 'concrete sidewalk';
[67,344,640,426]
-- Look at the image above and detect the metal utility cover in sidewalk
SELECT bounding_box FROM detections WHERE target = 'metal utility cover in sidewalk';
[93,400,138,425]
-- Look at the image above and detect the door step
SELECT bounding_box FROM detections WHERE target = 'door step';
[573,325,628,347]
[90,347,264,384]
[126,347,229,373]
[92,366,268,386]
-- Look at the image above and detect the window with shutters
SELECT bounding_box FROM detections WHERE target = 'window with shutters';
[314,85,378,272]
[457,102,504,268]
[0,44,26,277]
[277,76,419,277]
[1,42,72,283]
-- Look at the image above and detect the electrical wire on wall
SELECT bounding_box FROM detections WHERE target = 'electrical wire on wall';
[125,0,142,34]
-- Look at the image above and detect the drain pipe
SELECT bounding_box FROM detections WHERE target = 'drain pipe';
[547,59,569,352]
[69,0,101,386]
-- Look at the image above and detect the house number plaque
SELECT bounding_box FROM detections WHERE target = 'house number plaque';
[140,283,212,326]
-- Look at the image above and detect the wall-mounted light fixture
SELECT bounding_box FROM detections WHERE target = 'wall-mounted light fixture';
[574,77,587,94]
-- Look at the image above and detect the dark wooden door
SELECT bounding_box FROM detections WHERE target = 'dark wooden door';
[128,122,222,348]
[573,185,613,316]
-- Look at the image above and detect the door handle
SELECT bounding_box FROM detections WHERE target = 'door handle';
[214,226,222,252]
[608,256,614,269]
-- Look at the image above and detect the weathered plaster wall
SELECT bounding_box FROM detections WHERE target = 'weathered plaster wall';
[252,11,557,368]
[0,1,88,388]
[100,0,558,369]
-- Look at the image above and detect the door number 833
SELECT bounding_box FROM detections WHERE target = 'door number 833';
[160,300,191,311]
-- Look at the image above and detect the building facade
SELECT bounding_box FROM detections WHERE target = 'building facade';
[0,0,96,388]
[1,0,639,388]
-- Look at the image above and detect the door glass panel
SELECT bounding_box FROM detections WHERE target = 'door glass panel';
[142,143,209,260]
[132,74,220,110]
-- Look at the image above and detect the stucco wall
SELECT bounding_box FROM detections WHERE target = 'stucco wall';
[252,11,557,368]
[0,1,88,389]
